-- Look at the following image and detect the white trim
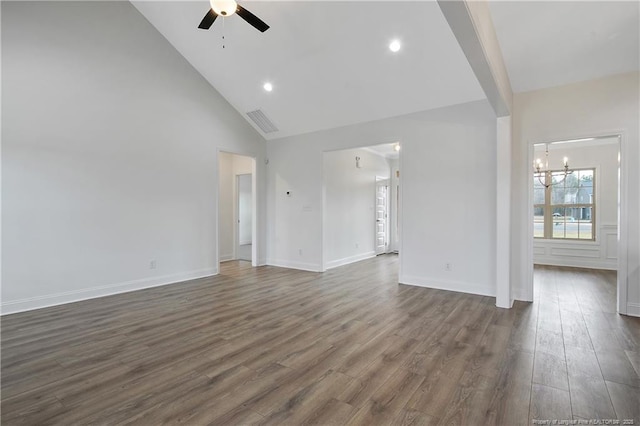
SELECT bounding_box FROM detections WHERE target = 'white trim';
[496,115,512,308]
[600,223,618,228]
[533,238,612,250]
[1,268,218,316]
[523,142,535,302]
[399,274,496,297]
[605,232,617,260]
[533,259,616,271]
[266,259,322,273]
[251,159,258,267]
[320,154,327,272]
[534,238,605,247]
[617,133,628,315]
[398,141,404,282]
[325,251,376,270]
[219,254,234,262]
[549,247,600,258]
[533,237,617,269]
[532,224,618,268]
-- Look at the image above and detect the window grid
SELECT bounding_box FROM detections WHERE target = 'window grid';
[533,168,595,241]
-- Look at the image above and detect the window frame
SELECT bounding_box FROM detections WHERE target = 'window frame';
[533,167,596,241]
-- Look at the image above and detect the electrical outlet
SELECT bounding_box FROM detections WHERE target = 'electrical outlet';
[445,263,452,271]
[150,260,157,269]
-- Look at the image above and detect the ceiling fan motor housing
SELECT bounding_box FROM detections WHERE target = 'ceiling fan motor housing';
[199,0,269,33]
[210,0,237,17]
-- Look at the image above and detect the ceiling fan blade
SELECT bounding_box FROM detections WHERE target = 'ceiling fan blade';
[198,9,218,30]
[236,5,269,32]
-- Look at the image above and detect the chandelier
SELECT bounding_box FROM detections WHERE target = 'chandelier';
[534,144,572,188]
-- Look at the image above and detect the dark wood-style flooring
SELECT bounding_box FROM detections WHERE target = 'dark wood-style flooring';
[2,256,639,425]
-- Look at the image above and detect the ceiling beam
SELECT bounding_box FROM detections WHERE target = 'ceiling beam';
[438,0,513,117]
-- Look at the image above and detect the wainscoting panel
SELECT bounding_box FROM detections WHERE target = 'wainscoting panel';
[604,227,618,260]
[533,224,617,270]
[549,247,600,258]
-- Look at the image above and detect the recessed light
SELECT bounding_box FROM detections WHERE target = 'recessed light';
[263,82,273,92]
[389,40,401,53]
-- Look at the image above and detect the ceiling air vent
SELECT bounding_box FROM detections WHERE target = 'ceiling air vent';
[246,109,278,134]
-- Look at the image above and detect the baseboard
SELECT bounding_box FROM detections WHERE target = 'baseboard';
[1,267,219,316]
[496,299,515,309]
[399,274,495,297]
[266,259,322,273]
[325,251,376,270]
[627,303,640,317]
[220,254,234,262]
[533,258,617,271]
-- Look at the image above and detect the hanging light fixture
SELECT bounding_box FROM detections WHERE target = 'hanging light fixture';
[210,0,238,16]
[534,144,571,188]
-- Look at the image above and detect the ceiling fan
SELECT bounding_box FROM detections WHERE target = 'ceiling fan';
[198,0,270,33]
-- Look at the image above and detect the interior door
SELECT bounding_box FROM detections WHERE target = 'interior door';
[237,173,252,261]
[375,180,389,255]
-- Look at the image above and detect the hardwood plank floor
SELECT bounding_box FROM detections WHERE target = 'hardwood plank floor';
[2,258,639,425]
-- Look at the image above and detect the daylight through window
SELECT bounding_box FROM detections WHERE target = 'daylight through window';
[533,168,595,240]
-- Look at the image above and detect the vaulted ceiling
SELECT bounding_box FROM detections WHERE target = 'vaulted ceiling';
[132,1,486,140]
[133,1,639,140]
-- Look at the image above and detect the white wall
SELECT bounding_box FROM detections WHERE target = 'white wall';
[511,72,639,316]
[323,148,390,269]
[267,100,498,296]
[533,141,619,270]
[1,1,266,314]
[401,119,497,296]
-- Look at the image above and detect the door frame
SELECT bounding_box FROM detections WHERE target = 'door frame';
[235,173,253,261]
[524,131,628,314]
[216,149,258,272]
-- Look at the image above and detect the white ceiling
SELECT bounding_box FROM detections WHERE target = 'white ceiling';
[489,1,640,93]
[132,1,486,140]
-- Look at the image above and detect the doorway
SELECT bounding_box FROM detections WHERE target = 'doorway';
[321,142,400,271]
[527,135,626,313]
[218,151,256,268]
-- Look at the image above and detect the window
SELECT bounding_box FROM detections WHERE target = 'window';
[533,168,595,240]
